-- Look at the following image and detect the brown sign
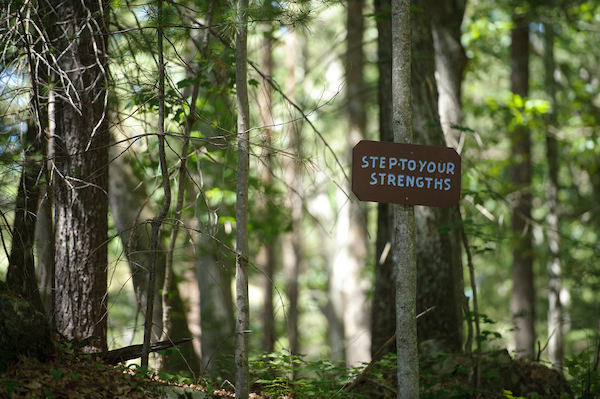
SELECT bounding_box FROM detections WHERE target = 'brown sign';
[352,140,461,208]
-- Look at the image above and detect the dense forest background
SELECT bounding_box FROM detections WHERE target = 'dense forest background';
[1,0,600,394]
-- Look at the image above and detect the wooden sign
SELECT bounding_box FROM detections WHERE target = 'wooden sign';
[352,140,461,208]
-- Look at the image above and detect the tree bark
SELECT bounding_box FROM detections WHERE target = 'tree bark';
[392,0,419,397]
[412,0,464,351]
[544,23,563,371]
[36,191,53,316]
[197,228,235,378]
[372,0,396,358]
[333,0,371,369]
[509,13,535,358]
[432,0,468,151]
[53,0,110,352]
[257,31,277,355]
[7,120,44,314]
[282,30,303,361]
[234,0,250,394]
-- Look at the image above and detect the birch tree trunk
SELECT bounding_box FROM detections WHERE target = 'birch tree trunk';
[391,0,419,396]
[234,0,250,395]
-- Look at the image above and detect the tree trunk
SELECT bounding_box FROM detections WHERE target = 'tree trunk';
[509,13,535,358]
[372,0,396,358]
[257,31,276,355]
[53,0,110,352]
[7,120,44,314]
[108,148,165,340]
[141,0,171,368]
[412,0,464,351]
[335,0,371,368]
[432,0,468,151]
[391,0,419,396]
[108,147,200,373]
[234,0,250,395]
[544,23,563,371]
[36,191,53,316]
[282,30,303,361]
[37,82,56,326]
[197,228,235,378]
[23,0,54,320]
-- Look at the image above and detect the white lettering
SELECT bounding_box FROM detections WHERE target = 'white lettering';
[361,155,369,168]
[437,162,446,173]
[379,173,386,185]
[379,157,386,169]
[427,162,436,173]
[387,174,396,186]
[444,178,451,190]
[370,172,377,185]
[425,177,433,188]
[397,174,404,187]
[446,162,455,175]
[434,178,443,190]
[408,160,416,171]
[418,160,427,172]
[399,158,408,170]
[416,177,424,188]
[389,157,397,169]
[406,175,415,187]
[370,156,378,168]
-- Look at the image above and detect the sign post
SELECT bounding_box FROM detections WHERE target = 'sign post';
[352,139,461,397]
[352,140,461,208]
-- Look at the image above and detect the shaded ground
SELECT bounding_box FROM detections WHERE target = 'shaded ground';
[0,344,574,398]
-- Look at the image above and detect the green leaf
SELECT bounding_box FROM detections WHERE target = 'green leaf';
[71,373,81,382]
[248,78,259,87]
[1,377,21,395]
[51,369,64,381]
[157,372,171,380]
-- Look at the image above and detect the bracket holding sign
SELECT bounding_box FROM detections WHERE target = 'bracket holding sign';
[352,140,461,208]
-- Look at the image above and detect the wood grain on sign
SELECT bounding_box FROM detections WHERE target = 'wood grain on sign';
[352,140,461,208]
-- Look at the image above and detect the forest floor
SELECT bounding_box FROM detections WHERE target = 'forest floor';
[0,346,222,399]
[0,343,574,398]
